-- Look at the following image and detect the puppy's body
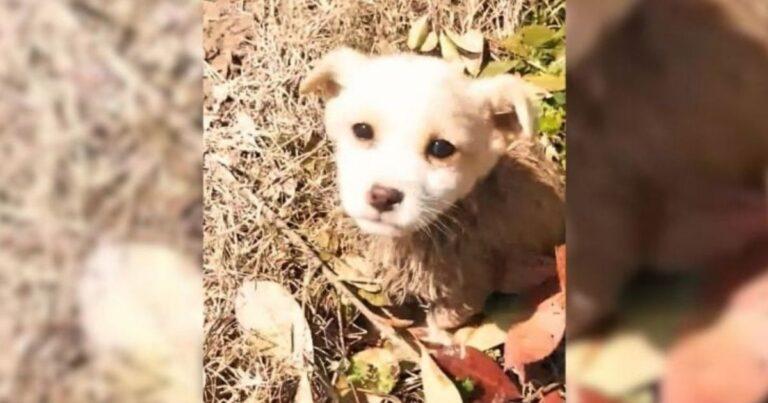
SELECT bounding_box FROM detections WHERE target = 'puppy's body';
[302,50,564,328]
[371,138,564,327]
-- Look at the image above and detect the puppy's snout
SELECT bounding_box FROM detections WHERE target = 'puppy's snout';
[367,185,404,212]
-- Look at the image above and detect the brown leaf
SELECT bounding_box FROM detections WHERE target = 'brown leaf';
[504,279,565,382]
[432,345,521,403]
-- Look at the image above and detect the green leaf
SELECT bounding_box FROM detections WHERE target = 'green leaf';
[539,108,564,135]
[552,91,566,106]
[407,15,430,50]
[524,73,566,92]
[478,60,519,78]
[500,35,529,57]
[519,24,557,47]
[346,348,400,394]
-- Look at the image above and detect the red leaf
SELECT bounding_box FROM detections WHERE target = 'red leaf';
[504,278,565,382]
[555,244,566,294]
[576,387,621,403]
[432,345,521,403]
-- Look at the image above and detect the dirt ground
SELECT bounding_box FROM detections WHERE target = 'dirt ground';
[203,0,564,401]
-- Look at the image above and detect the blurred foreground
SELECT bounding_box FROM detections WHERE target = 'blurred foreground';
[568,0,768,402]
[0,0,202,401]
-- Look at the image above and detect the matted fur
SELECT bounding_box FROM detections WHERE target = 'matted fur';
[369,137,564,326]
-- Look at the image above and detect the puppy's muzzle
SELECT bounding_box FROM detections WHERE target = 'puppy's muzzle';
[366,184,404,212]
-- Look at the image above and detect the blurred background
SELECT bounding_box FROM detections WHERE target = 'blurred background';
[0,0,202,401]
[568,0,768,402]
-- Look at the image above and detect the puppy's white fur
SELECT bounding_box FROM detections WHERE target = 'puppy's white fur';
[303,49,536,236]
[302,48,564,328]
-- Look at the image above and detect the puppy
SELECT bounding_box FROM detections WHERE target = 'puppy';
[301,48,564,329]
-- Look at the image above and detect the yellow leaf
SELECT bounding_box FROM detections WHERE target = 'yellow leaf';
[461,53,483,77]
[407,15,430,50]
[524,73,566,92]
[579,331,665,398]
[453,295,525,350]
[478,60,518,78]
[445,29,484,53]
[349,348,401,394]
[439,32,460,62]
[420,31,439,52]
[420,349,463,403]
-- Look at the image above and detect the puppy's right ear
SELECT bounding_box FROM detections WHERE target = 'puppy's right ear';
[300,47,367,99]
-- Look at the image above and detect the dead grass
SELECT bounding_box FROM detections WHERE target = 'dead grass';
[203,0,564,401]
[0,0,201,401]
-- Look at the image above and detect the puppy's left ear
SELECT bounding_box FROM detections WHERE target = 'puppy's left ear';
[471,74,541,139]
[300,47,367,100]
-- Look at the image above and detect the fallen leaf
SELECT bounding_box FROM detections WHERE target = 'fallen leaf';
[432,345,521,402]
[294,373,314,403]
[524,73,566,92]
[500,34,529,57]
[420,349,463,403]
[234,280,313,368]
[578,331,664,398]
[445,29,484,53]
[461,53,484,77]
[453,294,524,351]
[439,32,460,62]
[346,348,401,394]
[420,31,439,52]
[478,60,518,78]
[504,279,565,382]
[519,25,557,47]
[407,15,430,50]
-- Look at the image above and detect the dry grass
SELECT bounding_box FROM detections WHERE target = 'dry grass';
[0,0,201,401]
[203,0,564,402]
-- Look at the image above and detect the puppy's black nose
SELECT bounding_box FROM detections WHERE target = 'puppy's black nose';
[366,185,404,212]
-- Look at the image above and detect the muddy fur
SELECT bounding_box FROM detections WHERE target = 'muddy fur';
[369,138,564,328]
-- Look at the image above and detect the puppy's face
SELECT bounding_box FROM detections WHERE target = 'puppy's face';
[302,49,536,236]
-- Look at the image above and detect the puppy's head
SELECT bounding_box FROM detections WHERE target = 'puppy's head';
[302,48,537,236]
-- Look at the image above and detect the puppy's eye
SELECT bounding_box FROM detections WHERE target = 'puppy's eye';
[426,139,456,159]
[352,123,374,140]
